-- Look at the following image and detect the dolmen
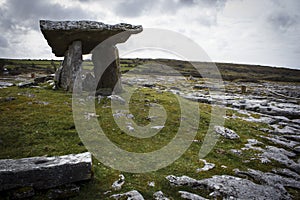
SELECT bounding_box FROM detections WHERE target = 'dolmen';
[40,20,143,94]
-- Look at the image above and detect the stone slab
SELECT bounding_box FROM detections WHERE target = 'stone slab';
[0,152,92,191]
[40,20,142,56]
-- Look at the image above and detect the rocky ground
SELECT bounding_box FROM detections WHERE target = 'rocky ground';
[0,71,300,199]
[120,73,300,199]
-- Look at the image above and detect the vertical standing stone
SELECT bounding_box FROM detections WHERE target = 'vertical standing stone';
[55,41,82,92]
[92,44,122,95]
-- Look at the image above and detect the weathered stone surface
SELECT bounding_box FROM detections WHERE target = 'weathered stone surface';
[214,126,240,139]
[17,81,37,88]
[111,174,125,191]
[92,44,122,93]
[153,191,169,200]
[166,175,291,199]
[110,190,144,200]
[0,81,14,88]
[55,40,82,91]
[0,152,92,191]
[235,169,300,189]
[40,20,142,57]
[196,159,215,172]
[179,191,208,200]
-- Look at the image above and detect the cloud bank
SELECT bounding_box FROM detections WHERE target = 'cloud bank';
[0,0,299,69]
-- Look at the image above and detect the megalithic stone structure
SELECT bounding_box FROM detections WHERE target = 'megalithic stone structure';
[40,20,142,94]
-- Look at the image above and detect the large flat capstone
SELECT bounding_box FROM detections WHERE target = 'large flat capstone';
[0,152,92,191]
[40,20,143,56]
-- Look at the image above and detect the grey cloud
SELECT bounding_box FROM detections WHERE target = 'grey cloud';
[114,0,153,17]
[0,0,93,32]
[114,0,227,19]
[268,12,299,31]
[0,36,8,48]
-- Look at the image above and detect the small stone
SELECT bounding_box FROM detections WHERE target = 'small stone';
[151,125,164,130]
[148,181,155,187]
[179,191,208,200]
[214,126,240,139]
[196,159,215,172]
[230,149,242,156]
[153,191,169,200]
[112,174,125,191]
[110,190,144,200]
[17,82,36,88]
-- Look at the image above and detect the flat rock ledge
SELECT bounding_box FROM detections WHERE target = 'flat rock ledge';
[166,174,292,199]
[0,152,92,191]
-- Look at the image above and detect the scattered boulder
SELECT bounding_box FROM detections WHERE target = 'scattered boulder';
[0,152,92,191]
[110,190,144,200]
[235,168,300,189]
[153,191,169,200]
[17,81,37,88]
[0,81,14,88]
[196,159,215,172]
[214,126,240,139]
[111,174,125,191]
[179,191,208,200]
[34,75,54,84]
[166,175,291,199]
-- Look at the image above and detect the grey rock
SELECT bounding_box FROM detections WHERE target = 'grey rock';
[112,174,125,191]
[261,146,300,172]
[196,159,215,172]
[0,152,92,191]
[110,190,144,200]
[241,139,264,151]
[17,82,36,88]
[34,75,54,84]
[153,191,169,200]
[260,135,299,149]
[0,81,14,88]
[178,191,208,200]
[230,149,242,156]
[93,44,122,94]
[272,168,300,181]
[166,175,291,199]
[235,168,300,189]
[108,95,126,104]
[40,20,142,57]
[55,40,82,92]
[214,126,240,139]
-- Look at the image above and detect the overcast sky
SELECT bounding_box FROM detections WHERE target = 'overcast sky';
[0,0,299,69]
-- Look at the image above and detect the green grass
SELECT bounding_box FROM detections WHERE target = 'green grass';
[0,85,287,199]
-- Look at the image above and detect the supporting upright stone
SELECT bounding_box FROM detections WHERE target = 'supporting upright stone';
[55,40,82,92]
[92,44,122,95]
